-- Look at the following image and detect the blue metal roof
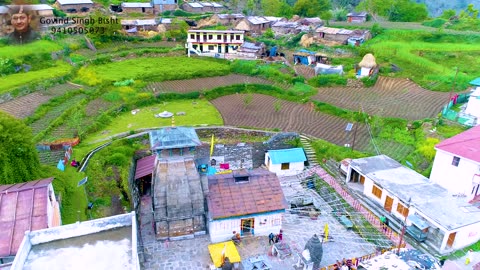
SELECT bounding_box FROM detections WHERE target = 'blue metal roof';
[149,127,201,150]
[470,78,480,86]
[268,148,307,164]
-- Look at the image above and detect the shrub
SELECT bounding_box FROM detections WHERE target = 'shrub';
[422,18,447,28]
[308,74,347,87]
[416,137,439,160]
[361,74,378,87]
[106,153,129,166]
[77,66,102,86]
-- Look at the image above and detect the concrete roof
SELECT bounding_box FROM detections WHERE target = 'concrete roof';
[267,148,307,164]
[121,2,152,8]
[211,2,223,7]
[188,29,244,34]
[56,0,93,4]
[435,125,480,164]
[350,155,480,231]
[0,178,54,258]
[10,212,138,270]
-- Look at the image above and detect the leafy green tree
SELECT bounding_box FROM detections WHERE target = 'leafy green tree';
[460,4,479,19]
[263,28,275,38]
[261,0,293,17]
[247,0,255,15]
[440,9,457,20]
[388,0,428,22]
[332,7,348,21]
[293,0,331,17]
[356,0,393,21]
[0,111,41,184]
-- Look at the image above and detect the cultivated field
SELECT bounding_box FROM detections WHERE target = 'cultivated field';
[312,76,451,120]
[211,94,373,152]
[145,74,289,93]
[0,83,82,118]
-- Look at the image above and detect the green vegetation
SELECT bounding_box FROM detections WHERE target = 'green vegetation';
[308,74,348,87]
[357,0,428,22]
[0,111,41,184]
[230,60,297,84]
[363,30,480,91]
[0,62,72,94]
[83,100,223,144]
[0,40,62,59]
[77,57,231,85]
[311,139,368,162]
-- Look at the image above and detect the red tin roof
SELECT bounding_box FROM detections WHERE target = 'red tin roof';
[207,169,287,220]
[134,155,156,180]
[435,125,480,163]
[0,177,53,258]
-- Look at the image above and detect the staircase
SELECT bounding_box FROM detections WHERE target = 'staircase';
[300,135,318,167]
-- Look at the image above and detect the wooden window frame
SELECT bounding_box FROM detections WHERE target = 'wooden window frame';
[281,163,290,170]
[372,185,382,199]
[397,202,409,218]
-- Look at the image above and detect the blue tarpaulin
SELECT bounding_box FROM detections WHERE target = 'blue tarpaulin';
[470,78,480,86]
[57,160,65,171]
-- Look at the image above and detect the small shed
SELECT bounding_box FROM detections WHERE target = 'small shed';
[265,148,307,176]
[149,126,201,157]
[236,41,265,59]
[315,63,344,76]
[121,19,158,32]
[347,12,368,23]
[210,13,244,26]
[121,2,154,14]
[56,0,93,13]
[151,0,177,13]
[271,21,299,36]
[357,53,376,78]
[465,78,480,123]
[235,16,271,35]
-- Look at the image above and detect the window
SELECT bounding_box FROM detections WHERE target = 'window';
[217,34,221,39]
[452,156,460,167]
[372,185,382,199]
[208,45,214,50]
[281,163,290,170]
[190,34,195,39]
[236,35,241,40]
[397,202,409,218]
[208,34,213,40]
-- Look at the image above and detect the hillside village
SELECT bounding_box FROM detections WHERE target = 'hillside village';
[0,0,480,269]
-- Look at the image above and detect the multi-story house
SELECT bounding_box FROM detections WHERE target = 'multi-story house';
[186,29,244,57]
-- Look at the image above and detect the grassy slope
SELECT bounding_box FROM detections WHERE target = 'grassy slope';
[0,62,72,94]
[0,40,62,59]
[83,99,223,144]
[83,57,231,83]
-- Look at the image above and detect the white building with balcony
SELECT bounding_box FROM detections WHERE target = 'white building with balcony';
[186,30,244,57]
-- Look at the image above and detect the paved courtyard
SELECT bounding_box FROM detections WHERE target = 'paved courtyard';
[140,175,378,270]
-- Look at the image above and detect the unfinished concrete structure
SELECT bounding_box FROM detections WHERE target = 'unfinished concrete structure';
[149,127,206,240]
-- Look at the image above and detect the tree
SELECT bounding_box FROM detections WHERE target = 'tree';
[388,0,428,22]
[293,0,331,18]
[0,111,41,184]
[440,9,457,20]
[261,0,293,17]
[332,7,348,21]
[356,0,393,21]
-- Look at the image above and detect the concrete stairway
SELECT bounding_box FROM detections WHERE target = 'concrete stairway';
[300,135,318,167]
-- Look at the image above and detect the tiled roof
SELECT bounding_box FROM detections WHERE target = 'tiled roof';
[435,125,480,163]
[268,148,307,164]
[135,155,156,180]
[0,178,53,257]
[149,127,201,150]
[207,169,287,219]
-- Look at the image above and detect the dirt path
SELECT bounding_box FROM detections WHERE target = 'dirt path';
[145,74,290,93]
[312,76,451,120]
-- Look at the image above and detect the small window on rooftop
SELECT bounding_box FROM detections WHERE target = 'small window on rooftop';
[452,156,460,167]
[234,176,249,183]
[281,163,289,170]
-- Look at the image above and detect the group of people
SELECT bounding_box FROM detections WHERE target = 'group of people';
[334,258,353,270]
[268,230,283,245]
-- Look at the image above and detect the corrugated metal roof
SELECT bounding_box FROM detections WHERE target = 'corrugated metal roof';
[241,41,262,50]
[121,2,152,8]
[160,18,172,24]
[188,2,203,8]
[57,0,93,5]
[149,127,201,150]
[0,178,54,257]
[211,2,223,7]
[316,26,352,35]
[201,2,213,6]
[268,148,307,164]
[246,16,269,25]
[135,155,156,180]
[216,13,244,19]
[272,21,298,28]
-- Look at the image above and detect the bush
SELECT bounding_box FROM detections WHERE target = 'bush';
[173,9,194,16]
[308,74,347,87]
[422,18,447,28]
[106,153,129,166]
[53,8,67,17]
[361,74,378,87]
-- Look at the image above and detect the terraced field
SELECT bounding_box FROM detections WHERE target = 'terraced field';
[211,94,373,152]
[312,76,451,120]
[29,94,87,136]
[145,74,290,93]
[0,83,82,118]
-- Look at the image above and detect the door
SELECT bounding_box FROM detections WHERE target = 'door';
[384,196,393,212]
[218,45,221,53]
[241,218,254,235]
[360,175,365,185]
[447,232,456,248]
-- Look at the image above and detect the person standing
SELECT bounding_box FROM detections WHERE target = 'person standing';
[268,232,275,245]
[8,5,40,45]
